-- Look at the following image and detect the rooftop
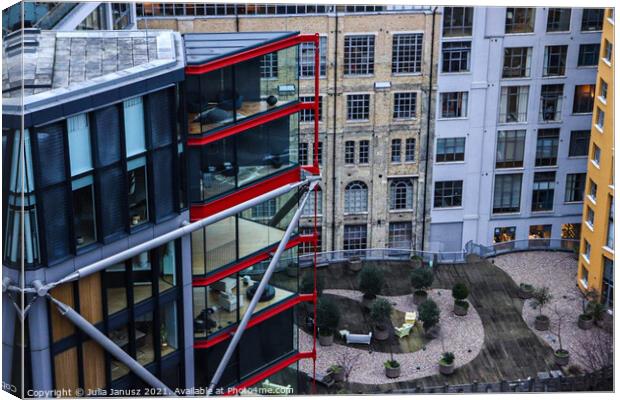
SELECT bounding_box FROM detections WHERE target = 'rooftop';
[183,31,298,66]
[2,28,185,115]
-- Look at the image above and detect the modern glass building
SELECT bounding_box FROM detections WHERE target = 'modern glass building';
[182,31,320,394]
[2,27,319,397]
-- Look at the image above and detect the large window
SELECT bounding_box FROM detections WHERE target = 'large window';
[392,33,423,74]
[565,173,586,202]
[344,181,368,213]
[573,85,595,114]
[581,8,604,31]
[343,225,367,250]
[493,174,522,213]
[547,8,571,32]
[393,92,417,119]
[494,226,516,243]
[346,94,370,121]
[602,257,613,309]
[260,52,278,79]
[539,84,563,122]
[606,197,614,249]
[569,130,590,157]
[532,172,556,211]
[440,92,468,118]
[302,186,322,217]
[443,7,473,37]
[595,107,605,130]
[441,41,471,73]
[496,130,525,168]
[543,45,568,76]
[599,79,608,102]
[505,8,536,34]
[127,157,149,227]
[592,143,601,165]
[389,179,414,210]
[388,222,413,249]
[535,129,559,166]
[298,143,308,165]
[436,137,465,162]
[344,35,375,75]
[299,36,327,78]
[502,47,532,78]
[578,44,601,66]
[499,86,529,123]
[603,39,613,63]
[433,180,463,208]
[391,139,402,163]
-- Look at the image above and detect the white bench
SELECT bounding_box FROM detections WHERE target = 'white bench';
[345,332,372,345]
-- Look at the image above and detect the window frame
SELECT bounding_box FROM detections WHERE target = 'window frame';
[344,34,375,76]
[391,33,424,74]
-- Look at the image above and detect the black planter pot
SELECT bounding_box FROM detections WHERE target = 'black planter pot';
[385,364,401,378]
[373,326,389,341]
[534,315,550,331]
[439,361,454,375]
[518,285,534,299]
[578,314,594,330]
[453,301,469,316]
[554,350,570,366]
[318,333,334,346]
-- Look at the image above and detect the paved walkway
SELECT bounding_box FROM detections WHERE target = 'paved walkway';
[299,288,484,385]
[491,251,613,372]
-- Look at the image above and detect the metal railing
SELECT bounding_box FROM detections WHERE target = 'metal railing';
[465,238,579,259]
[299,247,467,267]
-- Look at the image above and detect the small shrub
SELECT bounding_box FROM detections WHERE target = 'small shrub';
[588,301,608,323]
[530,286,553,316]
[370,298,393,328]
[384,359,400,368]
[317,297,340,335]
[410,268,434,291]
[452,283,469,301]
[300,273,324,297]
[440,352,455,365]
[359,266,384,299]
[520,283,533,291]
[418,299,440,329]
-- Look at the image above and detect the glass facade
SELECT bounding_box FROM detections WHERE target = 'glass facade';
[186,46,299,136]
[188,115,299,203]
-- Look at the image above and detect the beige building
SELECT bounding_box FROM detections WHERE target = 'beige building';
[138,4,439,252]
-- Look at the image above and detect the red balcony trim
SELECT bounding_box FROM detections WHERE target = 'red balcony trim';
[187,102,306,147]
[192,236,303,287]
[194,294,312,349]
[185,34,317,75]
[190,167,301,221]
[225,351,316,396]
[300,165,320,175]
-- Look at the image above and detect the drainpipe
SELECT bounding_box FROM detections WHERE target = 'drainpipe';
[47,295,174,395]
[420,7,437,251]
[330,8,339,251]
[207,181,319,394]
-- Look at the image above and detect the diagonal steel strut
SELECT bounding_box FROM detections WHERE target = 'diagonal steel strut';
[47,295,175,395]
[206,180,319,395]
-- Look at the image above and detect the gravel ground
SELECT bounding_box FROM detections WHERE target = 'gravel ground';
[491,251,613,371]
[299,288,484,384]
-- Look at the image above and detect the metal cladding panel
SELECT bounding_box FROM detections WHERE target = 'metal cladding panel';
[183,31,299,66]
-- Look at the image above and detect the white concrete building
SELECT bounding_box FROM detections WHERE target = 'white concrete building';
[430,7,603,251]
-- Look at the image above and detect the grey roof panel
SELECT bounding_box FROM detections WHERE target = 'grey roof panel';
[183,31,299,66]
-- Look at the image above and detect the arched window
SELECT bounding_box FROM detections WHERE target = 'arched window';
[302,186,323,216]
[390,179,414,210]
[344,181,368,213]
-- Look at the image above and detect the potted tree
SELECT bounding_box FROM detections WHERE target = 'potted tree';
[370,298,393,341]
[518,283,534,299]
[327,365,345,382]
[418,299,440,339]
[452,283,470,316]
[317,297,340,346]
[359,266,384,309]
[410,267,434,305]
[553,306,570,366]
[438,352,455,375]
[588,301,608,328]
[530,286,553,331]
[348,255,362,272]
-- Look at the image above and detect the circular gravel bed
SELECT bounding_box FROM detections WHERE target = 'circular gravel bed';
[491,251,613,372]
[299,288,484,384]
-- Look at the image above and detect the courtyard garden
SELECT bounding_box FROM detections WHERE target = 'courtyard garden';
[296,251,613,394]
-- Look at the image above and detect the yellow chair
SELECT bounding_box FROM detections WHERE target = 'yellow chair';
[405,312,417,325]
